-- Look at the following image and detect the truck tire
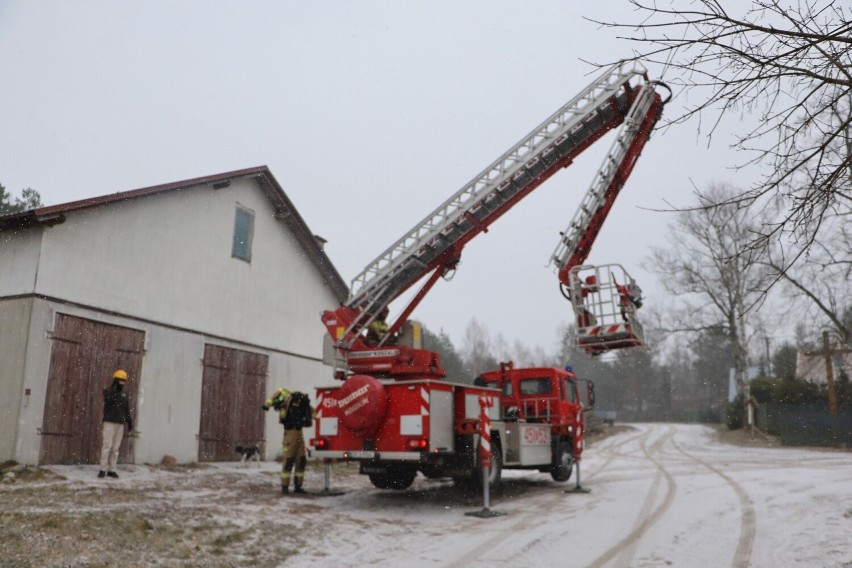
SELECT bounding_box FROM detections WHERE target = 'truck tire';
[368,466,417,490]
[465,439,502,490]
[336,374,388,437]
[550,445,575,482]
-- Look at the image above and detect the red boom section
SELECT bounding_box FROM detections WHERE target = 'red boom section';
[557,91,665,285]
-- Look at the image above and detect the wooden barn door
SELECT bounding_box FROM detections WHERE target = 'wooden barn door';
[40,314,144,465]
[198,345,267,462]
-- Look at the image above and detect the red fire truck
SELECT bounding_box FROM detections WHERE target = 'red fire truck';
[311,61,669,489]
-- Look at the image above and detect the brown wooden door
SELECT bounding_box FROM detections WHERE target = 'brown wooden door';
[40,314,144,465]
[198,344,267,462]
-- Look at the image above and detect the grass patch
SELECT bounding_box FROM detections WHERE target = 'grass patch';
[211,528,250,548]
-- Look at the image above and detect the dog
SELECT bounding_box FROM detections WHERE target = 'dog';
[235,441,264,467]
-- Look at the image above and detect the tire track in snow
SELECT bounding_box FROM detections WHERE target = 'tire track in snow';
[671,436,756,568]
[444,480,578,568]
[442,431,654,568]
[586,425,678,568]
[448,430,651,568]
[583,428,652,482]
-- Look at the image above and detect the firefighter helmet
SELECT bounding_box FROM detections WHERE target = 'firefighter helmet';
[113,369,128,381]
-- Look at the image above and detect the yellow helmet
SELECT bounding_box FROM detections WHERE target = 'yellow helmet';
[113,369,128,381]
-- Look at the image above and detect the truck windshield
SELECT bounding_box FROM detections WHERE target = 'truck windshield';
[519,378,552,395]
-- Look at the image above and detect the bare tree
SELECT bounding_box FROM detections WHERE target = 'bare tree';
[594,0,852,258]
[460,318,499,377]
[647,183,774,396]
[765,218,851,344]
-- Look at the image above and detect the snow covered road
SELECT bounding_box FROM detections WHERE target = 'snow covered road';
[10,423,850,567]
[318,423,852,567]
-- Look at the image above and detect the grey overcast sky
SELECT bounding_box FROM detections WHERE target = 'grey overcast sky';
[0,1,761,353]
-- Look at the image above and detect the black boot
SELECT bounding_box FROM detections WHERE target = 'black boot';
[107,471,119,478]
[97,470,106,478]
[281,486,289,494]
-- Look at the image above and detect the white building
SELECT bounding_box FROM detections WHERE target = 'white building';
[796,350,852,385]
[0,166,348,466]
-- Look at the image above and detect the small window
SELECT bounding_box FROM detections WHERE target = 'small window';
[232,206,255,262]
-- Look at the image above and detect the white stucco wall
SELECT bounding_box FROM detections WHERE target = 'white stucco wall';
[0,225,42,296]
[0,298,32,461]
[31,178,337,358]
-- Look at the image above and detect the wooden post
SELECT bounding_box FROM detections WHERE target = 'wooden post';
[823,332,838,417]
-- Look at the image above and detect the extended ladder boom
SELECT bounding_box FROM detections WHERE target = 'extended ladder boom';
[550,80,666,282]
[334,62,664,347]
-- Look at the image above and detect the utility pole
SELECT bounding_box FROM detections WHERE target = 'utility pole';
[803,331,851,416]
[764,336,771,378]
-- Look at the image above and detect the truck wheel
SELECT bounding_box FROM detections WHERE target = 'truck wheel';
[550,447,575,482]
[470,440,502,489]
[368,466,416,490]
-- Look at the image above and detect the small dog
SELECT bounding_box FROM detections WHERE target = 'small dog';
[235,441,263,467]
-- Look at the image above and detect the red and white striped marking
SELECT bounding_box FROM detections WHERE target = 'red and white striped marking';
[421,386,430,416]
[315,391,324,419]
[478,395,493,468]
[588,323,629,336]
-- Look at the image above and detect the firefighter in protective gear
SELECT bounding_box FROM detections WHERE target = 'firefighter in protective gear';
[264,389,313,494]
[366,307,393,346]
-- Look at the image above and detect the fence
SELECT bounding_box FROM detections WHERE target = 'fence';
[762,404,852,447]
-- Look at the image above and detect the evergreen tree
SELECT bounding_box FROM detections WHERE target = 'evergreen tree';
[421,326,469,384]
[772,343,798,381]
[0,184,43,214]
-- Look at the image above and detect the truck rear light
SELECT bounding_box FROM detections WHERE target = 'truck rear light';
[407,438,428,450]
[311,438,328,449]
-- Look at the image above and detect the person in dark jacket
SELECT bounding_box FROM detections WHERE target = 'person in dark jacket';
[98,369,134,479]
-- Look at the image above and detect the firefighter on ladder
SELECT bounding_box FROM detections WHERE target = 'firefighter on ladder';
[366,307,396,346]
[263,388,313,494]
[577,275,599,328]
[614,279,643,322]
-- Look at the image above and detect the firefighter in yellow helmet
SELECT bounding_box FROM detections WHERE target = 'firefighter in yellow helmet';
[98,369,134,479]
[263,388,313,494]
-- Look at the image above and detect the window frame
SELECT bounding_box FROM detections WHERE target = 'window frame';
[231,204,255,262]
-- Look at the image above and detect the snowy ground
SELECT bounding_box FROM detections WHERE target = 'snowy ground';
[3,423,851,567]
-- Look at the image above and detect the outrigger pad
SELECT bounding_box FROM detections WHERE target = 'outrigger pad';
[465,508,507,519]
[565,485,591,494]
[284,489,347,497]
[311,489,347,497]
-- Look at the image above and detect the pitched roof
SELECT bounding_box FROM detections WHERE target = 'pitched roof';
[0,166,348,302]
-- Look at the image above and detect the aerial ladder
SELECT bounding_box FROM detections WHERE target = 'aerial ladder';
[321,61,669,378]
[550,70,669,354]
